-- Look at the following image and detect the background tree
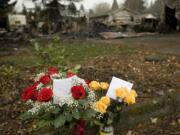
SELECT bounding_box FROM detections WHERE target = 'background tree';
[33,0,82,3]
[45,0,61,23]
[34,0,82,21]
[112,0,119,10]
[124,0,145,13]
[68,2,77,15]
[89,9,94,16]
[93,2,111,14]
[22,4,27,15]
[147,0,163,17]
[0,0,16,15]
[80,4,85,12]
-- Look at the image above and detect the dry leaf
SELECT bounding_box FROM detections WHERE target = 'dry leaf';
[150,117,158,124]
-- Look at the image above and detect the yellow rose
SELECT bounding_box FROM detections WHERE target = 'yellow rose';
[124,93,136,105]
[100,82,109,90]
[130,89,138,97]
[100,96,110,106]
[95,101,107,113]
[115,87,128,99]
[89,81,101,90]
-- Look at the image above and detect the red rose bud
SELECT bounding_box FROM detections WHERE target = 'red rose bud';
[39,75,51,85]
[77,119,85,128]
[71,85,86,100]
[37,88,53,102]
[72,120,85,135]
[85,79,90,85]
[21,84,38,101]
[72,125,84,135]
[67,72,76,78]
[48,67,58,75]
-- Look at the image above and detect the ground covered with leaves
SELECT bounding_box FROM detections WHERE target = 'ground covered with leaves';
[0,34,180,135]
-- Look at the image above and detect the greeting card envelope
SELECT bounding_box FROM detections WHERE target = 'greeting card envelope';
[53,76,75,104]
[106,76,133,100]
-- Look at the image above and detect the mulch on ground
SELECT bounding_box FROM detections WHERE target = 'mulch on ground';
[0,38,179,135]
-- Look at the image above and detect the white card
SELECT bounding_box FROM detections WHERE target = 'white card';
[106,76,133,100]
[53,76,75,104]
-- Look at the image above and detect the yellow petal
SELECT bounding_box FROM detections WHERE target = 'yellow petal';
[100,82,109,90]
[95,101,107,113]
[89,81,101,91]
[100,96,110,106]
[115,88,127,99]
[124,93,136,105]
[130,89,138,97]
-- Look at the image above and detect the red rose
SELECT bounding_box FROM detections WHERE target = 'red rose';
[71,85,86,100]
[39,75,51,85]
[85,79,90,85]
[67,72,76,78]
[72,120,85,135]
[48,67,58,75]
[37,88,53,102]
[21,84,38,101]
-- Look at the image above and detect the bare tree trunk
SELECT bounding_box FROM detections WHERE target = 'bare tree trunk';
[159,0,179,33]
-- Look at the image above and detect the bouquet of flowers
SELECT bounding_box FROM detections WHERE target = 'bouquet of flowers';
[21,67,137,135]
[88,80,137,134]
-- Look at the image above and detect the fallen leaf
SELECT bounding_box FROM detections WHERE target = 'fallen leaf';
[170,120,176,126]
[150,117,158,124]
[126,130,133,135]
[178,119,180,124]
[152,100,157,104]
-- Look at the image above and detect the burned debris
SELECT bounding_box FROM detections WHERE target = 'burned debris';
[89,7,141,33]
[0,0,180,40]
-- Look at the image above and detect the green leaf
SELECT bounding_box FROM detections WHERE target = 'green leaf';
[54,115,66,128]
[116,106,122,111]
[65,113,73,122]
[107,118,113,125]
[74,64,81,70]
[52,108,61,114]
[72,111,80,120]
[78,100,88,106]
[20,111,34,120]
[34,42,40,51]
[93,119,104,126]
[36,120,49,129]
[82,109,96,119]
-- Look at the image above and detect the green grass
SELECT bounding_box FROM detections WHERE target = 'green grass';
[0,52,40,67]
[0,41,136,67]
[46,41,136,63]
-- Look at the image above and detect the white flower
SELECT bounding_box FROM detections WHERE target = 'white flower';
[96,113,103,119]
[51,73,61,78]
[28,102,54,115]
[54,96,78,107]
[34,72,45,82]
[88,90,96,105]
[71,76,87,86]
[36,83,43,90]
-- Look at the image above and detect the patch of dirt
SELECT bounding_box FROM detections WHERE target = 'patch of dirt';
[0,76,30,135]
[131,113,180,135]
[0,35,180,135]
[80,52,180,102]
